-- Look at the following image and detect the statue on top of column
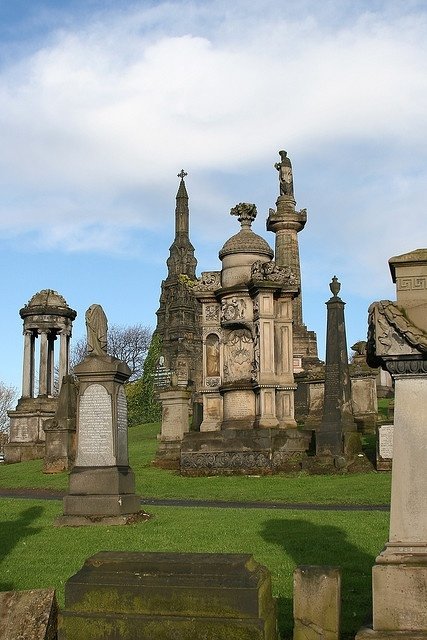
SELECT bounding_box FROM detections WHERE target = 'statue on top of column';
[275,150,294,197]
[85,304,108,356]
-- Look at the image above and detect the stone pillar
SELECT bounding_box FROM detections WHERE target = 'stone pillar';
[267,195,306,327]
[21,330,34,398]
[357,248,427,640]
[38,330,49,396]
[58,329,70,388]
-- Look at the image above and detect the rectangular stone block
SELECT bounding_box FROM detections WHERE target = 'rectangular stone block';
[373,564,427,631]
[293,565,341,640]
[0,589,57,639]
[59,552,279,640]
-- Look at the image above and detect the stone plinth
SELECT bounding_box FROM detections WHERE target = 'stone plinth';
[181,428,311,476]
[0,589,57,640]
[293,566,341,640]
[155,387,191,469]
[57,354,141,525]
[58,551,279,640]
[5,397,57,463]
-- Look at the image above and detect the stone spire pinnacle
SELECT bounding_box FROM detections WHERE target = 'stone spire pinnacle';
[175,170,189,237]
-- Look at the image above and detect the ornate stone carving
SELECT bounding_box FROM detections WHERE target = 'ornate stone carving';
[205,304,219,321]
[367,300,427,368]
[397,276,427,291]
[223,328,253,382]
[85,304,108,357]
[193,271,221,292]
[181,451,270,470]
[205,377,221,387]
[220,297,246,322]
[205,334,220,378]
[251,260,297,285]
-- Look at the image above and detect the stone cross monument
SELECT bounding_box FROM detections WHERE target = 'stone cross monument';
[357,249,427,639]
[57,305,142,525]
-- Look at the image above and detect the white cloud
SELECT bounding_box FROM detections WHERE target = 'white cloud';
[0,0,426,265]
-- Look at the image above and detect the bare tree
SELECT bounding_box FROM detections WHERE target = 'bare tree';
[69,324,152,381]
[0,382,18,436]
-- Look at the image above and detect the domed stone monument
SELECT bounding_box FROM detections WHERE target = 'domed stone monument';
[5,289,76,463]
[180,202,311,475]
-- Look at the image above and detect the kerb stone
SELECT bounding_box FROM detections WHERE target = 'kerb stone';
[0,589,57,639]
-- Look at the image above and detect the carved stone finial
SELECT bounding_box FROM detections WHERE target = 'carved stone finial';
[329,276,341,297]
[177,169,187,180]
[230,202,257,229]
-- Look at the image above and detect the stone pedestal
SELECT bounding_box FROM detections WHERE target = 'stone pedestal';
[5,397,57,463]
[155,387,191,468]
[59,551,279,640]
[57,354,141,526]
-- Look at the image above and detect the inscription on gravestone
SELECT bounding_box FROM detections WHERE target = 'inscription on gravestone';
[77,384,114,466]
[378,424,394,459]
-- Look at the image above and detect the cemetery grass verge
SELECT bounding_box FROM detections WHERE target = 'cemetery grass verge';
[0,422,391,506]
[0,497,389,640]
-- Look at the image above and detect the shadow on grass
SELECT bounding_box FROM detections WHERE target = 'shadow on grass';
[261,517,375,640]
[0,505,43,591]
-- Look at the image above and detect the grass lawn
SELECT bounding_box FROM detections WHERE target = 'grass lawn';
[0,422,392,639]
[0,422,392,505]
[0,498,389,640]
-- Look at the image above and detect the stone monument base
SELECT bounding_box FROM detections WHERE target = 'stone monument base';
[153,439,182,469]
[60,466,141,522]
[58,551,279,640]
[55,512,149,527]
[180,428,312,476]
[3,441,45,463]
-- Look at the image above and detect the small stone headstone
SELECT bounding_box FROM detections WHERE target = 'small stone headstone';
[376,424,393,471]
[293,566,341,640]
[0,589,57,640]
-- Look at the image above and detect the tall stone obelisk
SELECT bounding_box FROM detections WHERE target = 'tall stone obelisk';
[316,277,359,458]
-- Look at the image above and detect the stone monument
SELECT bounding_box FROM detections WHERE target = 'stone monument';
[356,248,427,640]
[155,170,202,394]
[59,551,279,640]
[180,202,311,475]
[57,305,142,525]
[268,151,319,371]
[5,290,76,463]
[311,277,369,471]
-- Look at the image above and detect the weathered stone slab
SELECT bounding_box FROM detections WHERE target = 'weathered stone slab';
[0,589,57,639]
[293,566,341,640]
[59,551,279,640]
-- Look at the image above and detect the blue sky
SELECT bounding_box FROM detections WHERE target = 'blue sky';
[1,0,426,391]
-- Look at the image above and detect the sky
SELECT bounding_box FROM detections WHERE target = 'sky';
[0,0,426,392]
